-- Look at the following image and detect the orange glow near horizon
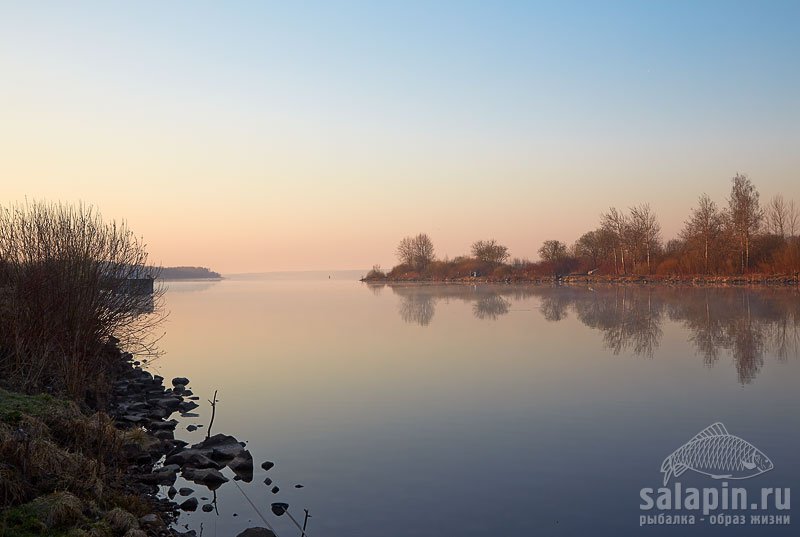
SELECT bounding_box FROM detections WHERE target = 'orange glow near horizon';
[2,3,798,273]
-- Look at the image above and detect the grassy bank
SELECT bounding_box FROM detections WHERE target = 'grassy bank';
[0,387,154,537]
[0,202,174,537]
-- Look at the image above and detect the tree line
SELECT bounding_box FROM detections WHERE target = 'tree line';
[367,173,800,280]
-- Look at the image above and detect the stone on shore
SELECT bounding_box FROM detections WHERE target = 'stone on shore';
[139,513,161,527]
[165,449,222,470]
[179,497,198,511]
[236,529,277,537]
[229,450,254,482]
[181,467,229,488]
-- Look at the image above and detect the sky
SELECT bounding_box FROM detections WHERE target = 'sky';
[1,1,798,273]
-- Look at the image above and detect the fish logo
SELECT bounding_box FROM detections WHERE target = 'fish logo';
[661,422,773,486]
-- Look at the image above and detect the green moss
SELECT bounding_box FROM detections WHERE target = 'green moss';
[0,389,65,424]
[0,503,73,537]
[86,521,113,537]
[1,504,48,536]
[0,492,86,537]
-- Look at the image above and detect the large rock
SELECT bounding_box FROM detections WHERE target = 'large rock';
[147,407,171,419]
[179,497,198,512]
[236,529,276,537]
[192,433,238,450]
[149,396,182,411]
[120,413,147,423]
[172,377,190,386]
[229,450,254,482]
[181,467,229,489]
[153,430,174,440]
[193,434,246,461]
[137,465,178,486]
[165,449,222,470]
[148,419,178,431]
[178,401,200,413]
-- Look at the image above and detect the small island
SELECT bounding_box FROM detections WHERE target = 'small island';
[158,266,222,280]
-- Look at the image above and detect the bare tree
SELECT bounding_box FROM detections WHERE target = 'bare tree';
[396,236,415,267]
[601,207,629,274]
[574,230,601,267]
[396,233,435,271]
[471,239,510,264]
[766,194,790,238]
[788,200,800,238]
[727,173,762,273]
[0,201,164,397]
[680,194,727,274]
[538,240,568,262]
[629,204,661,273]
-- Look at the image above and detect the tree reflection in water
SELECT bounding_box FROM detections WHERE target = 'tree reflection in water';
[370,283,800,384]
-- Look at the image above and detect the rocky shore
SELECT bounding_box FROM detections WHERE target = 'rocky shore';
[0,343,280,537]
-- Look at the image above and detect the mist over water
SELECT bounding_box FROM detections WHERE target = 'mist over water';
[154,277,799,536]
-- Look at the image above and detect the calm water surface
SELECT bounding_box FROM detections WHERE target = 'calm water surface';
[152,275,800,536]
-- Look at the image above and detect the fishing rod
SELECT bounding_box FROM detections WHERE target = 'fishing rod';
[271,503,312,537]
[232,480,280,535]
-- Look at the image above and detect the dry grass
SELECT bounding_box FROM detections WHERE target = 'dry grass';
[103,507,138,534]
[0,387,164,536]
[29,491,85,529]
[0,463,30,506]
[0,391,125,511]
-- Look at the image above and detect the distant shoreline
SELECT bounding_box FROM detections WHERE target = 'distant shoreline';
[159,277,223,282]
[362,273,800,287]
[157,266,222,280]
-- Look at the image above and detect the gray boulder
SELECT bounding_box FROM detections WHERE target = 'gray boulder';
[181,467,229,488]
[229,450,254,482]
[165,449,222,470]
[179,497,198,511]
[236,529,277,537]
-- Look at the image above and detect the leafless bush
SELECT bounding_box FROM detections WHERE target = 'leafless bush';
[0,201,165,398]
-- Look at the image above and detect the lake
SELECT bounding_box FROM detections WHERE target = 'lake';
[152,275,799,536]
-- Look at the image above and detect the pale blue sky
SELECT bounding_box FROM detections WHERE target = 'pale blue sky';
[1,1,798,271]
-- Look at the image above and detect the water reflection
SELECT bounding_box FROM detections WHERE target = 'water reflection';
[372,283,800,384]
[397,288,437,326]
[473,295,511,320]
[162,280,220,294]
[380,284,538,326]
